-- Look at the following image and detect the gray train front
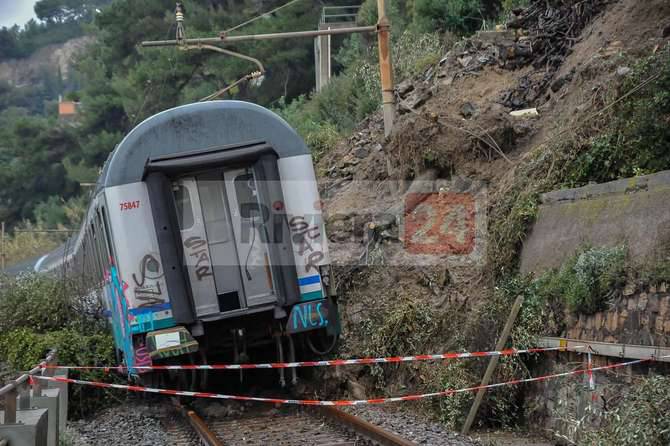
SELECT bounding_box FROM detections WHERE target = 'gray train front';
[35,100,340,379]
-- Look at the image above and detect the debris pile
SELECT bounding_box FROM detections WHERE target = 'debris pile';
[507,0,610,69]
[397,0,611,111]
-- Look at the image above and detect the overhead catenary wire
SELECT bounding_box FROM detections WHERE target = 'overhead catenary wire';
[224,0,304,35]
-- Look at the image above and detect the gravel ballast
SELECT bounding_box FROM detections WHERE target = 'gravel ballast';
[64,402,171,446]
[342,405,479,445]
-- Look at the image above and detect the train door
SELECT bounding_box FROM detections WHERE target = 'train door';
[173,169,276,317]
[223,168,276,306]
[173,177,243,316]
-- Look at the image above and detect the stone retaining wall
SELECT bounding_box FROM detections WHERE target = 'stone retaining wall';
[565,283,670,347]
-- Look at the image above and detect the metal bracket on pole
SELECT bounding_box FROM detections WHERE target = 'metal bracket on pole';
[139,3,394,132]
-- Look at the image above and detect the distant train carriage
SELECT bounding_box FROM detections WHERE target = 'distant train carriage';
[34,101,339,383]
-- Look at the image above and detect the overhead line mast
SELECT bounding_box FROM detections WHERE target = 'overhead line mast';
[141,1,395,136]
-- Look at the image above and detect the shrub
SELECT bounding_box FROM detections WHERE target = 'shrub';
[359,296,438,388]
[436,361,475,429]
[551,246,627,314]
[580,375,670,445]
[0,274,73,333]
[566,46,670,186]
[0,328,114,373]
[414,0,483,34]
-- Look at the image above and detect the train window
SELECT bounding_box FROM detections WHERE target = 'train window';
[98,208,112,262]
[101,207,115,261]
[94,212,108,272]
[234,172,264,219]
[197,180,230,243]
[91,222,103,280]
[173,184,195,230]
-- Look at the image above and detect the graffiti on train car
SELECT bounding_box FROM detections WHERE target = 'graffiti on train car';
[287,300,329,334]
[134,343,152,368]
[132,253,166,307]
[184,236,214,280]
[289,216,324,274]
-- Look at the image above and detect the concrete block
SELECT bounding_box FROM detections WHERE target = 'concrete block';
[28,388,59,446]
[45,368,68,433]
[0,408,48,446]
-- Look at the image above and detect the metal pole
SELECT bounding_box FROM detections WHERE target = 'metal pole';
[376,0,395,137]
[462,295,524,435]
[1,221,5,271]
[140,25,378,47]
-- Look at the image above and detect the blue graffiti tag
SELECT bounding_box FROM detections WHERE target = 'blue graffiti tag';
[290,301,329,333]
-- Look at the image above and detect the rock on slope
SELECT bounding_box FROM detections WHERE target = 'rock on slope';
[0,36,92,88]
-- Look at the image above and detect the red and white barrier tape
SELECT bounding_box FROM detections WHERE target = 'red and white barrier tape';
[41,345,581,371]
[35,355,661,406]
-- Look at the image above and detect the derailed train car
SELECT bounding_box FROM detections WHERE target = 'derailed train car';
[34,101,339,382]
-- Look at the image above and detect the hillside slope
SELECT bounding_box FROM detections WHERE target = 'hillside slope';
[314,0,670,431]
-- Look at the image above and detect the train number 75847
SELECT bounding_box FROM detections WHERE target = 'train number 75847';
[120,200,140,211]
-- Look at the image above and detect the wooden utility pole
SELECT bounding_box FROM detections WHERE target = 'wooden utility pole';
[376,0,395,137]
[462,295,524,435]
[141,2,396,136]
[1,221,5,271]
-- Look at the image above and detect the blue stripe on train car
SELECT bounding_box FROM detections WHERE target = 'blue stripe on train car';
[298,275,321,286]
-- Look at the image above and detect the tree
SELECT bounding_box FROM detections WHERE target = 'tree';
[0,28,20,59]
[34,0,86,24]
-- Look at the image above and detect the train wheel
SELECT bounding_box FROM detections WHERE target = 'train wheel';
[196,349,209,390]
[306,329,339,355]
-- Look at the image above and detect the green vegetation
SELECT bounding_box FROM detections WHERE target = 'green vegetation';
[540,246,626,315]
[566,53,670,184]
[580,375,670,446]
[0,273,115,416]
[358,295,438,388]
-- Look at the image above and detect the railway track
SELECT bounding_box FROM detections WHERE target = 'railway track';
[167,398,416,446]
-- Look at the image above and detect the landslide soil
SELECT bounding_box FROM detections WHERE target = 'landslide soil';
[311,0,670,413]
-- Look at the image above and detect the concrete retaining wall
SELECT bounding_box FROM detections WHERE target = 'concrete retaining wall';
[520,170,670,274]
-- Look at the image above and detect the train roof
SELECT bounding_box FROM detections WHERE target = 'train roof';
[101,100,309,188]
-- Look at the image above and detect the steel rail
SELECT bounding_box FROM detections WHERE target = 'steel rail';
[319,406,417,446]
[171,397,416,446]
[171,398,224,446]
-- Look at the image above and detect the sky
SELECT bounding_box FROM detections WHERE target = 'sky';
[0,0,38,28]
